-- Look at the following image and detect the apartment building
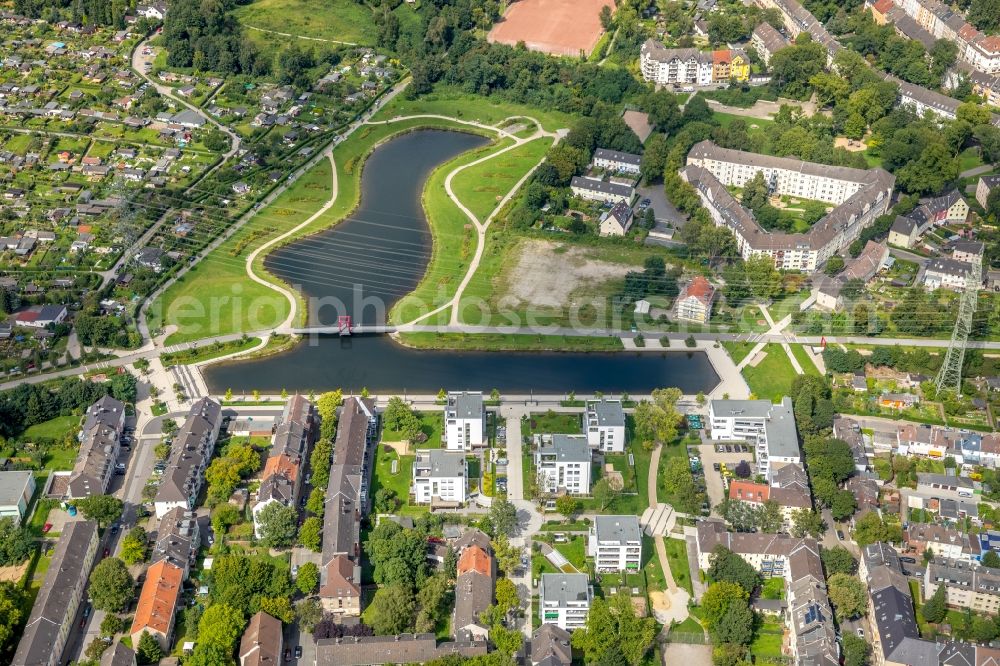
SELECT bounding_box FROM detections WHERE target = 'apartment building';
[531,624,573,666]
[12,521,99,666]
[153,506,199,577]
[0,471,35,523]
[696,521,837,666]
[639,40,749,86]
[319,397,377,616]
[154,397,222,518]
[129,559,183,653]
[252,398,315,536]
[570,176,635,204]
[674,276,716,324]
[892,0,1000,74]
[754,0,842,62]
[535,435,593,495]
[925,558,1000,616]
[239,611,283,666]
[68,395,126,498]
[599,201,634,237]
[727,480,811,530]
[443,392,486,451]
[593,148,642,175]
[412,449,467,505]
[708,397,799,480]
[588,515,642,572]
[539,574,593,631]
[315,634,488,666]
[585,399,626,452]
[977,175,1000,208]
[751,22,790,65]
[683,142,894,271]
[924,257,976,291]
[453,538,494,641]
[905,523,982,560]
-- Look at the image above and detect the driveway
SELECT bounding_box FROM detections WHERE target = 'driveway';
[697,442,755,514]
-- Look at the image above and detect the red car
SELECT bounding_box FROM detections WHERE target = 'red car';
[41,523,52,533]
[102,547,110,558]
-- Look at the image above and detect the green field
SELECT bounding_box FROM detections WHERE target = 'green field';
[370,444,425,517]
[742,344,799,401]
[160,337,261,366]
[721,340,756,365]
[664,536,693,595]
[450,137,553,221]
[23,416,80,442]
[151,114,479,344]
[389,135,505,325]
[234,0,380,45]
[396,332,625,351]
[381,412,444,448]
[370,85,578,133]
[789,344,821,376]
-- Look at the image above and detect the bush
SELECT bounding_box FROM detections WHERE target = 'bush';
[685,335,697,348]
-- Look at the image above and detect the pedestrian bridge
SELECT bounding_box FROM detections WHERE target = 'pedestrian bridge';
[288,325,398,335]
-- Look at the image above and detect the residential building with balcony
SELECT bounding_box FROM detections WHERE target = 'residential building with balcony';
[535,435,592,495]
[589,515,642,572]
[539,574,593,631]
[412,449,467,505]
[154,397,222,518]
[708,397,799,480]
[443,392,486,451]
[585,399,626,452]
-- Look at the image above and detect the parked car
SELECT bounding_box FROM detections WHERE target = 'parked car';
[42,523,52,533]
[900,556,917,564]
[712,462,721,471]
[836,530,845,540]
[284,648,291,662]
[102,547,110,558]
[295,646,302,659]
[857,628,865,638]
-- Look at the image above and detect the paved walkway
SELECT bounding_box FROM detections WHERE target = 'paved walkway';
[245,24,358,45]
[647,444,690,625]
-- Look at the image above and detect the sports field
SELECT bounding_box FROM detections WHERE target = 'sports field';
[487,0,612,57]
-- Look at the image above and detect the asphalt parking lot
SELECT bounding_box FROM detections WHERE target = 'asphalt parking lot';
[697,442,756,515]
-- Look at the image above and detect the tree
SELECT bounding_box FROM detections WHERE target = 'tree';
[137,631,164,664]
[415,572,452,633]
[701,581,749,628]
[969,0,1000,33]
[306,488,325,517]
[713,600,755,645]
[555,495,580,518]
[0,517,33,566]
[790,509,826,539]
[368,585,416,635]
[257,502,298,548]
[487,499,518,537]
[120,526,147,566]
[198,603,246,651]
[983,551,1000,568]
[297,561,319,594]
[259,596,295,623]
[633,388,683,448]
[572,593,657,666]
[821,546,857,576]
[76,495,123,527]
[599,4,613,30]
[708,545,760,594]
[295,598,323,633]
[593,477,623,511]
[492,535,522,577]
[853,512,902,547]
[922,584,948,624]
[89,558,134,612]
[491,624,524,657]
[298,516,323,552]
[843,633,871,666]
[828,573,867,620]
[211,503,241,538]
[495,577,520,615]
[0,582,24,655]
[100,613,126,637]
[365,521,428,589]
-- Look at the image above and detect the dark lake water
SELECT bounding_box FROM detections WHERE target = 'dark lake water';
[203,130,721,394]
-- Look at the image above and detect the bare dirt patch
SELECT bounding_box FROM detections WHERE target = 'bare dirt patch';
[834,136,868,152]
[487,0,611,57]
[499,240,637,308]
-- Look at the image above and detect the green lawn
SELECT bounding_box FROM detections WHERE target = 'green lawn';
[369,444,425,517]
[381,412,444,448]
[390,134,504,325]
[371,85,578,134]
[751,621,785,659]
[152,113,478,344]
[234,0,380,44]
[527,412,582,436]
[664,537,693,595]
[712,111,776,134]
[742,345,799,401]
[642,535,666,592]
[450,136,553,221]
[552,535,587,571]
[160,337,261,366]
[42,446,79,471]
[721,340,756,365]
[789,344,820,376]
[23,415,80,442]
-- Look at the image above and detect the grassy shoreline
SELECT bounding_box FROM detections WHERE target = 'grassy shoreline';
[393,331,625,352]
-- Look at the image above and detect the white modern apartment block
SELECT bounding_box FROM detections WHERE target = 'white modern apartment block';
[412,449,467,505]
[639,41,713,86]
[683,141,894,272]
[443,392,486,451]
[592,148,641,175]
[539,574,593,630]
[535,435,592,495]
[585,400,626,453]
[708,397,800,480]
[589,515,642,572]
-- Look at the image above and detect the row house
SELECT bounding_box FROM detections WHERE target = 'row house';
[252,396,315,537]
[453,532,494,641]
[925,558,1000,616]
[905,523,982,560]
[640,40,750,86]
[153,398,222,518]
[727,479,811,531]
[67,395,126,498]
